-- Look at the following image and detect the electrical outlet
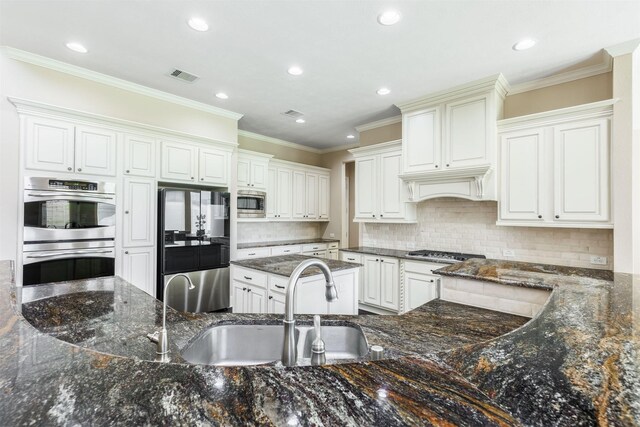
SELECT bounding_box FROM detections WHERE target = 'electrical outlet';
[502,249,515,257]
[590,256,607,265]
[329,233,335,238]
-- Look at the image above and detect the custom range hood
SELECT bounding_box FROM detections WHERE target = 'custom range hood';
[395,74,510,202]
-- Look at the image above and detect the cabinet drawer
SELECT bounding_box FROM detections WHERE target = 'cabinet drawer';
[269,274,289,293]
[327,242,339,249]
[232,266,268,288]
[341,252,362,263]
[404,260,445,275]
[237,247,270,260]
[270,245,302,256]
[302,250,328,258]
[302,243,327,252]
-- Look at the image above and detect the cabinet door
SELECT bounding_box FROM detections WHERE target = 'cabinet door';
[553,119,610,222]
[251,161,268,190]
[379,257,399,311]
[266,167,278,218]
[295,276,329,314]
[247,286,268,313]
[161,141,198,182]
[74,125,117,176]
[444,95,488,168]
[341,252,363,303]
[379,151,404,219]
[499,130,545,221]
[305,173,318,219]
[277,168,293,219]
[123,177,155,247]
[268,292,286,314]
[122,247,155,296]
[362,255,381,306]
[237,158,251,188]
[199,148,228,186]
[328,271,357,315]
[292,170,307,218]
[123,134,156,177]
[327,249,339,260]
[318,174,330,219]
[355,156,378,219]
[403,107,441,172]
[232,281,248,313]
[25,117,75,173]
[405,272,438,311]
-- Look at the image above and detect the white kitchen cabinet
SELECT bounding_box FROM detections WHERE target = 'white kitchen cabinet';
[292,170,307,219]
[161,140,198,182]
[199,148,228,186]
[267,165,293,219]
[122,177,156,247]
[350,141,415,222]
[24,117,117,176]
[270,245,301,256]
[233,282,267,313]
[236,247,271,260]
[123,133,156,177]
[497,101,613,228]
[402,107,441,173]
[318,174,330,219]
[341,251,363,303]
[362,255,382,306]
[361,255,399,312]
[121,247,155,296]
[444,95,489,169]
[237,151,270,190]
[305,173,318,219]
[402,261,440,313]
[327,249,339,260]
[268,291,286,314]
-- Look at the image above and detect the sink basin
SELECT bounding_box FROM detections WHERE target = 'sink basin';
[181,322,369,366]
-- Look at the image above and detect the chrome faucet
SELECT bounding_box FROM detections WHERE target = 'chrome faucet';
[282,259,338,367]
[156,273,195,355]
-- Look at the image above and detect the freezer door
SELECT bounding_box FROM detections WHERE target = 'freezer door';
[163,267,230,312]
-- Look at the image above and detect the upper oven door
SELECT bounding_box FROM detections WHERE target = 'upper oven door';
[23,191,116,242]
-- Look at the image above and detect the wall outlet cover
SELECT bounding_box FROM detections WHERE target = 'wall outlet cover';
[590,256,607,265]
[503,249,515,257]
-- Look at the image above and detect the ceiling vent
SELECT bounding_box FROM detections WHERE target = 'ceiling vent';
[169,69,199,83]
[281,109,304,119]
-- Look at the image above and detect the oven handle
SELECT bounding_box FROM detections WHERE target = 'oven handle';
[25,249,114,258]
[26,192,115,200]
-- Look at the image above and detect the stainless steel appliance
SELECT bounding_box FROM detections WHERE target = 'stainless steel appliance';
[22,177,116,286]
[237,190,266,218]
[405,250,485,264]
[158,186,230,312]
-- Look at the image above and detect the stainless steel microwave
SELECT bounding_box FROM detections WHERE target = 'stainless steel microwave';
[237,190,266,218]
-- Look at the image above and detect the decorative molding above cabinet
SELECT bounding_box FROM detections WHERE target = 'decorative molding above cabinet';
[395,74,510,202]
[497,99,615,229]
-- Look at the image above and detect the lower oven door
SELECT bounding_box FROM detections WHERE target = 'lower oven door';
[22,246,115,286]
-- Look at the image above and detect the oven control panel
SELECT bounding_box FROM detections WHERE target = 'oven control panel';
[48,179,98,191]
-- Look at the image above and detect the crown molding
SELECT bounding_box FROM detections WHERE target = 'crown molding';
[348,139,402,156]
[318,143,361,154]
[2,46,244,121]
[508,55,613,95]
[355,115,402,132]
[605,38,640,58]
[237,129,322,154]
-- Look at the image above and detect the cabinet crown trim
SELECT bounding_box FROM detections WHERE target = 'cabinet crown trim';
[395,74,510,113]
[348,140,402,156]
[269,158,331,173]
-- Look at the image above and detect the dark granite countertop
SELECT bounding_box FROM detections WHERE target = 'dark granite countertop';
[231,254,361,277]
[340,246,415,259]
[237,238,340,250]
[2,256,639,426]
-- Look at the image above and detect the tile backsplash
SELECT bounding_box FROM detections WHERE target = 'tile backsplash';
[238,221,321,244]
[362,198,613,269]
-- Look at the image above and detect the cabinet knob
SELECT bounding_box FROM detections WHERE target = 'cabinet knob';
[372,214,375,218]
[126,170,130,173]
[429,279,434,283]
[124,251,129,254]
[555,215,560,219]
[67,167,72,171]
[125,210,129,214]
[247,288,252,292]
[435,165,439,168]
[191,177,194,180]
[242,287,247,291]
[201,178,204,181]
[375,258,379,262]
[380,214,383,218]
[380,259,384,262]
[269,296,273,300]
[446,164,450,167]
[538,215,542,219]
[77,168,82,172]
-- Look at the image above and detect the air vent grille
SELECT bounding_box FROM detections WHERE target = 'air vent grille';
[281,109,304,119]
[169,69,199,83]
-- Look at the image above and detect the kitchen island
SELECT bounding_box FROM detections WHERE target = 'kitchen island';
[1,258,638,425]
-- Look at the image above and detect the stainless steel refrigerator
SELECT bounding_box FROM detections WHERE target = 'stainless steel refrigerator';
[157,186,230,312]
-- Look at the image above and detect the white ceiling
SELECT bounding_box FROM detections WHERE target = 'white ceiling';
[1,1,639,149]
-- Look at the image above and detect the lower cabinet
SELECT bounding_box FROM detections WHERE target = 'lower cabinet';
[232,282,268,313]
[340,251,364,303]
[268,291,286,314]
[402,261,440,313]
[121,247,155,296]
[361,255,399,311]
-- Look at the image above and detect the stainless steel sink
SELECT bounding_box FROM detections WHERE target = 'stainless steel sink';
[181,322,369,366]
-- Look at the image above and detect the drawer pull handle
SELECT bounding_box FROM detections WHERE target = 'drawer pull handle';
[244,276,252,280]
[347,258,355,261]
[242,287,247,291]
[284,250,290,253]
[248,253,256,256]
[275,284,285,289]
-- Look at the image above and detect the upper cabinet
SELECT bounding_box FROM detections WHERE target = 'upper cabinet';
[237,150,271,190]
[498,100,614,229]
[349,140,416,223]
[25,117,117,176]
[396,74,510,202]
[161,139,231,186]
[123,133,157,177]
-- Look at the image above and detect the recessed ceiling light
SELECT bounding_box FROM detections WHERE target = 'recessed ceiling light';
[215,92,228,99]
[288,66,303,76]
[378,10,401,26]
[66,42,88,53]
[347,134,355,139]
[513,38,536,51]
[376,87,391,96]
[295,118,306,124]
[188,17,209,32]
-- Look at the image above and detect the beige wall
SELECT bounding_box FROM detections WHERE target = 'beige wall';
[238,133,322,166]
[359,122,401,146]
[504,72,613,118]
[0,52,239,261]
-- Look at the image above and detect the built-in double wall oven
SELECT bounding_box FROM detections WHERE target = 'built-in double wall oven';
[22,177,116,286]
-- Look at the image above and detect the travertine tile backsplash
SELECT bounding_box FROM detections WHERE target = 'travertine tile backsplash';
[238,222,321,244]
[362,198,613,269]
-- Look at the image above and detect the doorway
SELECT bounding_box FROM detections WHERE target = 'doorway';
[344,161,359,248]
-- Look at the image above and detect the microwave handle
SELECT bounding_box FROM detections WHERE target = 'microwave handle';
[27,192,114,200]
[25,249,113,258]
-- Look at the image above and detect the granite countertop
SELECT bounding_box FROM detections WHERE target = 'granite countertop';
[340,246,413,259]
[231,254,361,277]
[1,257,639,425]
[237,238,340,250]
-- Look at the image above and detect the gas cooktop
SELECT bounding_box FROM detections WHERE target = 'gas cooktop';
[405,250,486,264]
